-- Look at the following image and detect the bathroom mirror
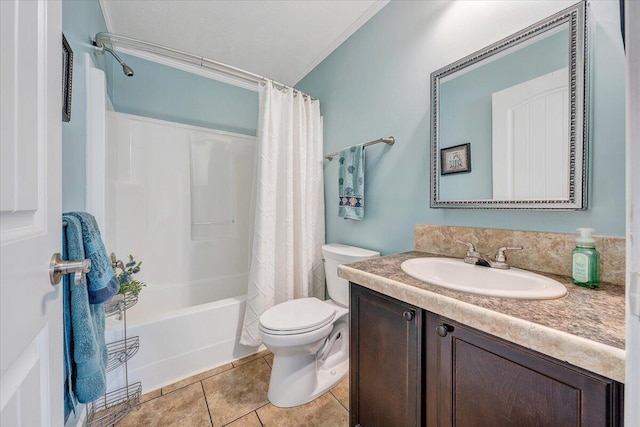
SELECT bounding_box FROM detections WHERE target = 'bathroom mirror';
[430,1,588,210]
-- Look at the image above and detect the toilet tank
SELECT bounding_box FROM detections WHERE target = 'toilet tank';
[322,244,380,307]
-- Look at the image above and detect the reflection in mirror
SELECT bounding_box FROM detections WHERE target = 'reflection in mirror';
[431,1,588,210]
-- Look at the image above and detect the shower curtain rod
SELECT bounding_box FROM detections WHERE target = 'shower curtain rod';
[93,32,314,98]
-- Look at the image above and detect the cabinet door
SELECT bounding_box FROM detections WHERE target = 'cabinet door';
[428,315,623,427]
[350,284,422,427]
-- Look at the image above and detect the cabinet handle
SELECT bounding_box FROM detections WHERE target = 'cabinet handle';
[403,310,414,321]
[436,324,451,337]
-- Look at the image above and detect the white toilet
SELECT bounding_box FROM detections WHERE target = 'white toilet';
[258,243,380,407]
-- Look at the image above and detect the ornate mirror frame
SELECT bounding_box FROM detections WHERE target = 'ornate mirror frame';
[430,1,588,210]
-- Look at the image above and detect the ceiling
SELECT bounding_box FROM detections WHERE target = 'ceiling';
[99,0,389,86]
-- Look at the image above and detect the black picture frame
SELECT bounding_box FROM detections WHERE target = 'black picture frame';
[62,33,73,122]
[440,143,471,175]
[619,0,625,50]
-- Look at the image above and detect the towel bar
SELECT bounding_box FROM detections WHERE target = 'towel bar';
[324,136,395,160]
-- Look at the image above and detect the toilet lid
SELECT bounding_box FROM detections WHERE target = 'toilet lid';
[259,298,336,333]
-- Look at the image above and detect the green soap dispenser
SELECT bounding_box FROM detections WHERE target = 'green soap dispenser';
[572,228,600,289]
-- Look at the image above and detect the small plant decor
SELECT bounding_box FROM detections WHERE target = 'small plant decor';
[116,254,146,295]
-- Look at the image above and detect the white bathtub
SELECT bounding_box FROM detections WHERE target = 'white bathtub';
[105,273,259,393]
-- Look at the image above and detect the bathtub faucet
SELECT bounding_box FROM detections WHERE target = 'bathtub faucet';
[110,253,125,273]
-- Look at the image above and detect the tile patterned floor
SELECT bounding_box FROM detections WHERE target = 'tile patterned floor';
[117,350,349,426]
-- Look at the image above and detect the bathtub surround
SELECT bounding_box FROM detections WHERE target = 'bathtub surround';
[190,138,237,240]
[415,225,625,286]
[240,82,325,347]
[105,113,255,293]
[103,113,257,393]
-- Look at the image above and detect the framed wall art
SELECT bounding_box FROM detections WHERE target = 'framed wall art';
[62,33,73,122]
[440,143,471,175]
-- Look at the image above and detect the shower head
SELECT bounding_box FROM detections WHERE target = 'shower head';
[122,63,135,77]
[98,44,134,77]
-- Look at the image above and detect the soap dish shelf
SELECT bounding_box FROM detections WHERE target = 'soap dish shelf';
[106,336,140,373]
[85,382,142,427]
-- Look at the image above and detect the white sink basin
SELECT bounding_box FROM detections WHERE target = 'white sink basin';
[400,257,567,300]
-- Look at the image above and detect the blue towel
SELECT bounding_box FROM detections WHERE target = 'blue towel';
[338,144,365,220]
[65,212,119,303]
[62,228,75,422]
[62,214,107,411]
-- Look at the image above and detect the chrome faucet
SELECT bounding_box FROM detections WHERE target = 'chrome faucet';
[455,240,523,269]
[455,240,482,264]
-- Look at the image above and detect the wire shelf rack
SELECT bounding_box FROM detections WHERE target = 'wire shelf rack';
[105,292,138,319]
[86,257,142,427]
[85,382,142,427]
[106,336,140,373]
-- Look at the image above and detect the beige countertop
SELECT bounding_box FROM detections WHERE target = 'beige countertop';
[339,251,626,383]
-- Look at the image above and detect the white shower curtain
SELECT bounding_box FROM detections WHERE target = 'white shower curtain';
[240,81,325,346]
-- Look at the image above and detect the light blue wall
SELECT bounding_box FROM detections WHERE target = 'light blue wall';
[111,54,258,136]
[62,0,111,211]
[439,29,568,200]
[298,0,626,255]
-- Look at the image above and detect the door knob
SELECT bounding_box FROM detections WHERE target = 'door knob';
[403,311,414,321]
[49,253,91,286]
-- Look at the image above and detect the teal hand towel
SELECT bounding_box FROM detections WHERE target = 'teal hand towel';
[63,228,76,422]
[65,212,119,304]
[338,144,365,220]
[63,214,107,405]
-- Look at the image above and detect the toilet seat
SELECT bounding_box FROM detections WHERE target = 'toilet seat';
[259,298,336,335]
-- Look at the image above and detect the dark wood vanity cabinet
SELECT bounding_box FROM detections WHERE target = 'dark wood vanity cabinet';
[350,283,423,427]
[426,313,624,427]
[350,283,624,427]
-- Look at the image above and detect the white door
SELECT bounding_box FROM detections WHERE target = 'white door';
[492,68,569,200]
[1,1,63,425]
